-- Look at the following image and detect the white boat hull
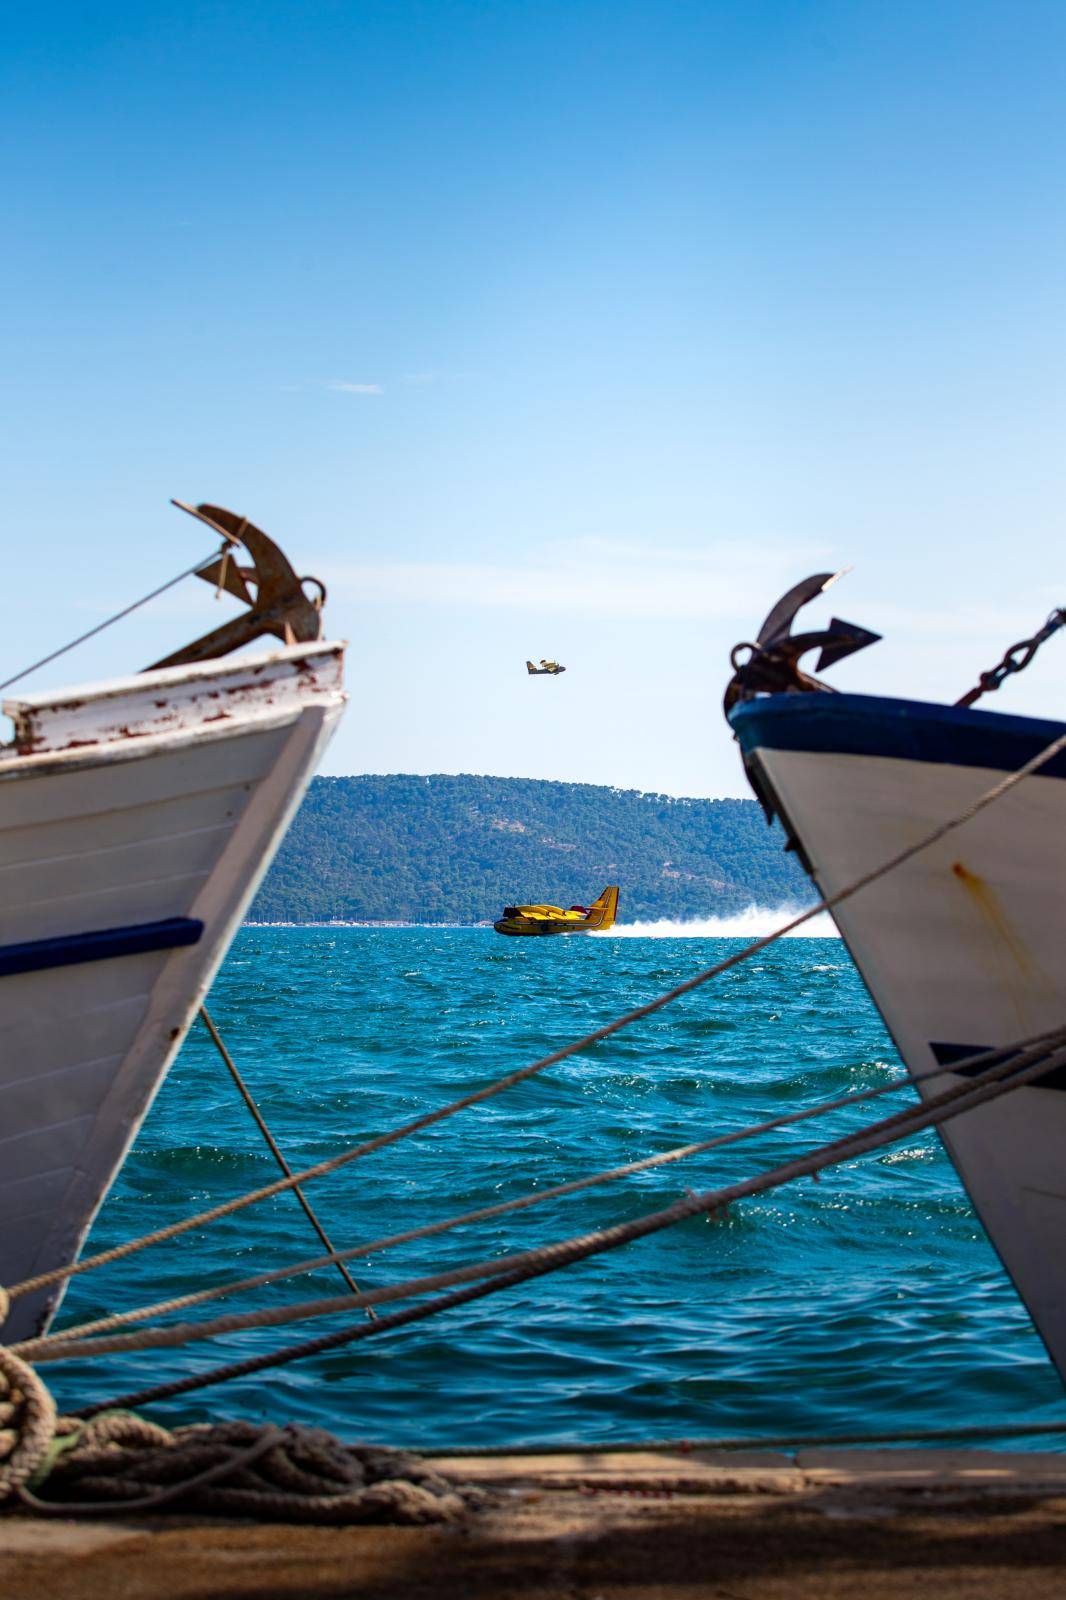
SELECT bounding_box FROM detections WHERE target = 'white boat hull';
[0,642,345,1341]
[731,692,1066,1378]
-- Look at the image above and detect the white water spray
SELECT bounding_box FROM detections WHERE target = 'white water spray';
[597,905,839,938]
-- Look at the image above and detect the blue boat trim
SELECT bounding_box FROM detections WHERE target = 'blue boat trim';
[0,917,205,978]
[931,1040,1066,1094]
[730,692,1066,779]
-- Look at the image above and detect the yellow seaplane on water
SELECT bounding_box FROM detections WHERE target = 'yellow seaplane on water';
[493,885,619,937]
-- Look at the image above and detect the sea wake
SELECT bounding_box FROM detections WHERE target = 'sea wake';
[599,905,839,938]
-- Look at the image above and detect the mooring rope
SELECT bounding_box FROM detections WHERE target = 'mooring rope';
[0,548,226,694]
[4,1407,482,1523]
[59,1032,1066,1405]
[8,721,1066,1315]
[0,1343,56,1504]
[198,1005,373,1313]
[0,1288,480,1524]
[19,1028,1064,1362]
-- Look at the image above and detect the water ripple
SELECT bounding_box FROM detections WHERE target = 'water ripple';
[49,927,1064,1448]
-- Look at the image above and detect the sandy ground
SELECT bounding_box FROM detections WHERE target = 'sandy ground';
[3,1447,1065,1599]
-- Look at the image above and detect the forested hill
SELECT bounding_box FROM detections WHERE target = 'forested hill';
[250,775,813,924]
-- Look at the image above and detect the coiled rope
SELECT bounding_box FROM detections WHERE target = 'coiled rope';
[0,1273,480,1524]
[24,1422,480,1523]
[7,721,1066,1321]
[0,1291,56,1507]
[2,1396,480,1523]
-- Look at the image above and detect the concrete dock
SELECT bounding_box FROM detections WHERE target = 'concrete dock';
[2,1447,1065,1598]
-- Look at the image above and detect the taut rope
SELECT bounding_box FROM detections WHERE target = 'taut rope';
[0,548,225,694]
[422,1419,1066,1457]
[198,1005,373,1313]
[62,1030,1066,1407]
[18,1028,1064,1362]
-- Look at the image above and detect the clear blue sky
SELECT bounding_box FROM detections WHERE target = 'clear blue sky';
[3,1,1063,795]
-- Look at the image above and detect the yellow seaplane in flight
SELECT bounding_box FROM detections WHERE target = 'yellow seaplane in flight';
[493,885,619,937]
[526,658,566,675]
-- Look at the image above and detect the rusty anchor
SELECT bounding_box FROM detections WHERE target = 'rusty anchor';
[723,570,881,716]
[147,502,327,671]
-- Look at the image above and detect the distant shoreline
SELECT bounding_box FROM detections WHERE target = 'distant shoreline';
[248,775,812,925]
[242,911,838,937]
[243,920,492,929]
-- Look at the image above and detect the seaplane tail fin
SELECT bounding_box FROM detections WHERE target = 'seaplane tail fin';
[526,660,538,674]
[584,885,619,930]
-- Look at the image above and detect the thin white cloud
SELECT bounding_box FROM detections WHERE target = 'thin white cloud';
[323,380,383,395]
[326,539,835,622]
[398,369,476,386]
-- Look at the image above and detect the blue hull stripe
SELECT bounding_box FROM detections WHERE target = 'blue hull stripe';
[0,916,204,978]
[730,693,1066,779]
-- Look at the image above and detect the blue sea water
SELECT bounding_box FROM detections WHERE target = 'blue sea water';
[49,926,1065,1450]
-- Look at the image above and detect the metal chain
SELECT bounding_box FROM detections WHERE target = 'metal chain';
[957,606,1066,708]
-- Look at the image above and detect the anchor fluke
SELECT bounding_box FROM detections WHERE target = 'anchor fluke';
[145,501,327,671]
[724,572,880,715]
[815,618,882,673]
[755,570,845,648]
